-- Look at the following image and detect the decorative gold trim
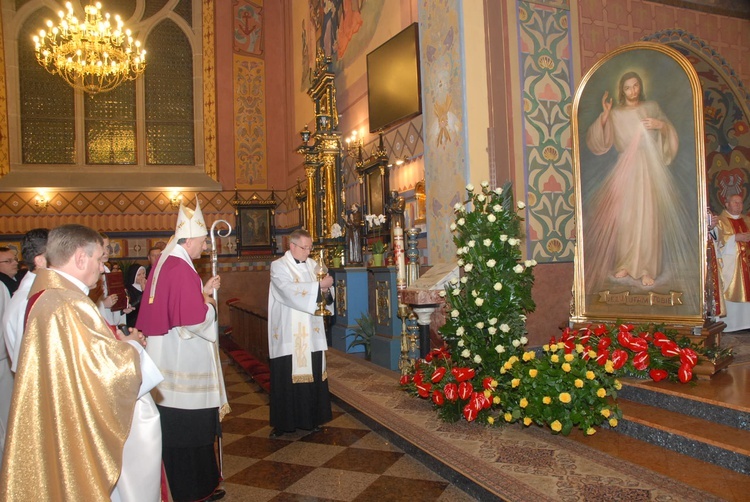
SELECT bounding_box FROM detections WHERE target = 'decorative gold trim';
[203,0,217,180]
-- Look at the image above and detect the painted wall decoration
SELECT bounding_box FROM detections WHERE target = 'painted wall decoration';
[234,57,268,189]
[517,1,575,263]
[234,1,264,56]
[419,0,466,264]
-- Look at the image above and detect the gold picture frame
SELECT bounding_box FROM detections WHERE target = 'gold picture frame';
[571,42,707,325]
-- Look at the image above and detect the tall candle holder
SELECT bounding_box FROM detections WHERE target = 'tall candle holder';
[397,303,413,375]
[406,227,421,286]
[314,249,332,317]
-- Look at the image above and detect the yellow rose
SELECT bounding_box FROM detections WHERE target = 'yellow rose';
[493,396,501,404]
[609,418,619,427]
[500,367,507,374]
[600,408,611,418]
[559,392,571,403]
[597,388,607,398]
[504,412,513,422]
[556,342,565,351]
[550,354,560,363]
[575,344,584,353]
[614,379,622,390]
[588,350,597,359]
[512,378,520,388]
[522,352,532,361]
[490,379,498,388]
[488,416,495,425]
[529,369,538,378]
[564,353,575,362]
[605,360,614,373]
[543,344,550,352]
[542,396,551,405]
[520,398,528,408]
[550,420,562,432]
[574,379,584,388]
[523,417,532,426]
[562,363,571,372]
[586,427,596,436]
[509,356,519,365]
[503,361,512,370]
[484,389,492,399]
[585,370,595,380]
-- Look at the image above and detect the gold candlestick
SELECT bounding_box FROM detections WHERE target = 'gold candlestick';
[314,249,332,317]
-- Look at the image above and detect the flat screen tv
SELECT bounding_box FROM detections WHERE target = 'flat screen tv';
[366,23,422,133]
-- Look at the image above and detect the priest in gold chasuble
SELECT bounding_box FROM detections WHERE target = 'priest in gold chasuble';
[716,194,750,331]
[0,226,144,501]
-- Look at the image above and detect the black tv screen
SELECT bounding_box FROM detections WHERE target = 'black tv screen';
[366,23,422,133]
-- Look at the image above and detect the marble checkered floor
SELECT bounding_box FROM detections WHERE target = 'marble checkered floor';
[218,356,475,501]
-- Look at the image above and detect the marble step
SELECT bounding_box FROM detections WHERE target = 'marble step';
[615,398,750,475]
[618,380,749,431]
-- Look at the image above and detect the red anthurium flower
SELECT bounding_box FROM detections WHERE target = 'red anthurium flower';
[652,332,669,347]
[413,371,424,384]
[549,336,557,345]
[595,349,610,366]
[680,348,698,367]
[649,369,668,382]
[458,381,473,400]
[470,392,484,412]
[431,389,445,406]
[582,345,593,360]
[660,341,680,358]
[425,352,433,362]
[562,327,573,339]
[594,324,608,336]
[416,381,432,398]
[597,337,612,351]
[482,377,495,390]
[611,349,629,370]
[578,329,591,345]
[564,339,576,354]
[451,367,476,382]
[633,351,650,371]
[678,363,693,383]
[443,383,458,402]
[463,403,477,422]
[629,338,649,353]
[431,367,447,383]
[617,331,633,348]
[399,374,411,386]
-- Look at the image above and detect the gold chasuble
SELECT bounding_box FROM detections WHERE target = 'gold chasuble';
[717,210,750,302]
[0,269,141,501]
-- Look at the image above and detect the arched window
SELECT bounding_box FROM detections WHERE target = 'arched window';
[0,0,214,189]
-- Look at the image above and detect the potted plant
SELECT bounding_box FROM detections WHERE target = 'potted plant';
[348,314,376,359]
[365,213,387,266]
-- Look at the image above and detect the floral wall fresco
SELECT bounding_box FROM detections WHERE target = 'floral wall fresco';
[516,1,575,263]
[234,0,268,189]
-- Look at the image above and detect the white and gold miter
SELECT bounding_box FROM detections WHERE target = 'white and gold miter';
[148,196,206,303]
[174,197,208,239]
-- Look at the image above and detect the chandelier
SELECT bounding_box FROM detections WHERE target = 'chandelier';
[33,1,146,94]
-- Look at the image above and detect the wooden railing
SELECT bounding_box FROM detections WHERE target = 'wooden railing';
[227,301,269,363]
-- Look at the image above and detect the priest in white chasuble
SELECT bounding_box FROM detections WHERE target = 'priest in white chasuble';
[268,229,333,437]
[0,224,162,502]
[716,193,750,331]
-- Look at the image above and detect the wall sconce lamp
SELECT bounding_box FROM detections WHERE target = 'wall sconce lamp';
[170,192,183,208]
[34,193,49,211]
[344,130,365,160]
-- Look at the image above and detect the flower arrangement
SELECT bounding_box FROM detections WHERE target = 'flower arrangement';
[399,181,701,436]
[365,213,387,254]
